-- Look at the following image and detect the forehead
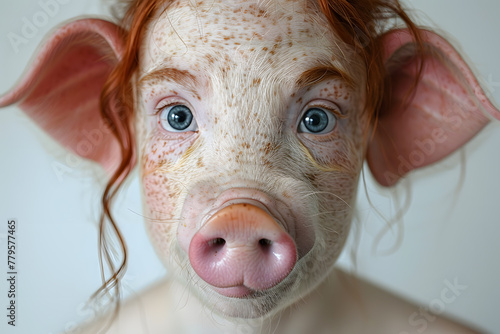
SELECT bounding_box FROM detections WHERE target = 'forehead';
[139,0,352,85]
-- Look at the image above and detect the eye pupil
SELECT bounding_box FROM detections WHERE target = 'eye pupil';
[302,108,328,133]
[167,105,193,130]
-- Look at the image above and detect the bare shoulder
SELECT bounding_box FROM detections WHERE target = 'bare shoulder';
[329,268,482,334]
[72,270,483,334]
[73,278,173,334]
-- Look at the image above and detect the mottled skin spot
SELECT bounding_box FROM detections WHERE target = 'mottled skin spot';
[135,0,369,318]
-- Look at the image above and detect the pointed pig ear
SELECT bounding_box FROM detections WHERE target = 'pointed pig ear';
[0,18,125,173]
[367,29,500,187]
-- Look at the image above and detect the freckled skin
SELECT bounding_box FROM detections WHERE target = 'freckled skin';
[135,0,369,318]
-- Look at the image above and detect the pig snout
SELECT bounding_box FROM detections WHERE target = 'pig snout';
[188,203,297,298]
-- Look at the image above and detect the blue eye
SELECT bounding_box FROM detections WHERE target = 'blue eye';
[299,108,337,134]
[160,104,198,132]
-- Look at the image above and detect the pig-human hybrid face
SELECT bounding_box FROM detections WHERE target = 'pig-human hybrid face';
[136,0,368,318]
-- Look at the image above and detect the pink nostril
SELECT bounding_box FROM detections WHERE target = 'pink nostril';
[189,204,297,297]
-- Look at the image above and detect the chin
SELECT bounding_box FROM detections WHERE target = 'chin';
[178,247,337,320]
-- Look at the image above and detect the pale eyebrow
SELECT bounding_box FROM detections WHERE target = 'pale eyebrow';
[295,66,353,90]
[138,66,350,96]
[138,67,199,92]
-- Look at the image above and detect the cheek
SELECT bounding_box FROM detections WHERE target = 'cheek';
[300,132,364,177]
[141,129,199,173]
[140,133,201,210]
[316,171,359,217]
[140,133,194,217]
[141,171,179,262]
[311,170,359,268]
[142,172,178,218]
[140,133,199,255]
[297,114,367,250]
[141,139,185,220]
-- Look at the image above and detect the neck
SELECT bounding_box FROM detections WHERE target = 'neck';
[159,268,364,334]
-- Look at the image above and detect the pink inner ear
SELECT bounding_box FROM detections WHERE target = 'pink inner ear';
[0,19,125,173]
[368,29,500,187]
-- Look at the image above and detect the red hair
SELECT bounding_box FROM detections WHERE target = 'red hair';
[94,0,424,318]
[92,0,169,318]
[316,0,424,132]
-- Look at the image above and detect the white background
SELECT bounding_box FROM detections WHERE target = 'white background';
[0,0,499,333]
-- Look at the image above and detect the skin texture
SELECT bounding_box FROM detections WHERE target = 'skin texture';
[76,269,480,333]
[135,0,368,318]
[1,1,498,333]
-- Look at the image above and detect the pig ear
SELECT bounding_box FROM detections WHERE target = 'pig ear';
[367,29,500,187]
[0,18,125,173]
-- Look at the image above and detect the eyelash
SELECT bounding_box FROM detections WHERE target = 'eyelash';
[154,100,182,115]
[302,102,347,120]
